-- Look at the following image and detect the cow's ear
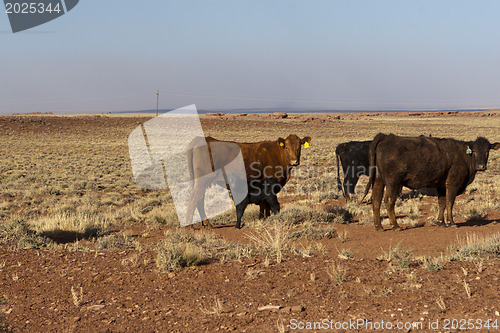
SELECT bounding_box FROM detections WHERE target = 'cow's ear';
[278,138,285,147]
[491,142,500,150]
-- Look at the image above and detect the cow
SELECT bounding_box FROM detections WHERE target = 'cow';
[335,140,371,198]
[185,134,311,227]
[235,177,281,229]
[362,133,500,231]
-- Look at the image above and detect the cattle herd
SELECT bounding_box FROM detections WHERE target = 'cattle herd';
[187,133,500,231]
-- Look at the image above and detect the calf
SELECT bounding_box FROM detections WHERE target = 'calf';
[364,133,500,231]
[235,178,281,229]
[335,140,371,198]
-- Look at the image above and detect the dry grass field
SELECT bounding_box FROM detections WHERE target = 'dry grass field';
[0,111,499,332]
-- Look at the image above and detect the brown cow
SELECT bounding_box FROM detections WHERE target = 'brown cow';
[363,133,500,231]
[185,134,311,227]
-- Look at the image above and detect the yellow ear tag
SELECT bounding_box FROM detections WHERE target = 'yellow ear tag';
[279,142,284,147]
[304,142,309,148]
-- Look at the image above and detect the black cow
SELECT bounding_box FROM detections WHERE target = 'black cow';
[335,140,371,198]
[235,177,281,229]
[363,133,500,231]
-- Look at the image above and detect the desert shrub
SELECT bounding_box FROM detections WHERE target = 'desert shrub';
[266,207,352,226]
[156,229,233,272]
[156,242,201,272]
[326,262,349,283]
[97,234,137,250]
[288,227,337,240]
[326,206,354,224]
[378,244,414,269]
[223,243,255,260]
[0,218,52,249]
[246,220,292,263]
[450,233,500,261]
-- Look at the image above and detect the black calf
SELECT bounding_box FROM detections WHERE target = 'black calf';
[235,178,281,229]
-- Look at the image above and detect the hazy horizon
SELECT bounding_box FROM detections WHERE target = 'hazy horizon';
[2,1,500,114]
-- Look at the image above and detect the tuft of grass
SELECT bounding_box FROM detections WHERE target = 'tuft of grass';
[156,229,250,271]
[326,262,349,283]
[32,211,110,242]
[200,297,224,316]
[338,249,354,260]
[246,220,291,263]
[266,207,352,226]
[338,230,349,242]
[449,233,500,261]
[0,218,52,249]
[288,227,336,240]
[223,243,254,261]
[156,241,201,272]
[325,206,354,224]
[97,234,137,250]
[156,229,214,272]
[424,258,444,271]
[378,244,414,269]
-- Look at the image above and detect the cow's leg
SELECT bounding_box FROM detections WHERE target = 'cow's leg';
[340,162,349,198]
[342,175,351,199]
[197,191,212,228]
[445,187,458,227]
[349,176,359,196]
[259,204,266,219]
[436,188,446,226]
[372,176,385,231]
[384,184,400,230]
[235,200,248,229]
[262,201,271,218]
[186,179,208,227]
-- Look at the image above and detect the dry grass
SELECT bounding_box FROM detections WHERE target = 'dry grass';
[246,220,291,263]
[287,227,337,240]
[326,262,349,283]
[0,218,52,249]
[32,211,110,241]
[200,297,224,316]
[449,233,500,261]
[378,244,414,269]
[71,286,83,307]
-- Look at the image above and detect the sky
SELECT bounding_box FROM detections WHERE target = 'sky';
[1,0,500,114]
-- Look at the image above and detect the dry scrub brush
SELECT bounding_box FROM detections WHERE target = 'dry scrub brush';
[449,233,500,261]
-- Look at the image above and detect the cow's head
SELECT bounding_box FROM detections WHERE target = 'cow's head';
[468,137,500,171]
[277,134,312,166]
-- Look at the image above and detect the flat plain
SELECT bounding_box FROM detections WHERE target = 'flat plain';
[0,111,499,332]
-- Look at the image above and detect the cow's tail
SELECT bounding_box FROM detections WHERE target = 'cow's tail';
[359,133,384,204]
[336,150,343,195]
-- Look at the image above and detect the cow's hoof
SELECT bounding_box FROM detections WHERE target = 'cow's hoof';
[375,227,385,232]
[448,223,458,228]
